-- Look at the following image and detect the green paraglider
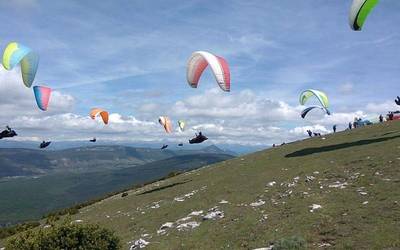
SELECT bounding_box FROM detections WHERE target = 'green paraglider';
[299,89,330,118]
[349,0,379,31]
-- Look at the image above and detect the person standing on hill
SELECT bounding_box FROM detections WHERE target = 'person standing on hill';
[333,125,337,133]
[348,122,352,130]
[379,114,384,123]
[307,130,312,137]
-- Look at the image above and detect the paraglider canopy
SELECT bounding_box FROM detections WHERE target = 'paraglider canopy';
[33,86,52,111]
[349,0,379,31]
[299,89,330,118]
[187,51,230,92]
[299,89,329,108]
[178,120,185,131]
[90,108,109,125]
[158,116,172,133]
[301,106,331,119]
[90,138,97,142]
[2,42,39,88]
[161,144,168,150]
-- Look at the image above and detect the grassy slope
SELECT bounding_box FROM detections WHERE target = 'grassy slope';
[68,122,400,249]
[5,122,400,249]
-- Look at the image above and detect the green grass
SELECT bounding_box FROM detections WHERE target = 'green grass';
[3,122,400,249]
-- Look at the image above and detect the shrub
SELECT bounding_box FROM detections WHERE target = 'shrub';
[0,222,40,239]
[121,192,128,197]
[5,222,121,250]
[274,236,307,250]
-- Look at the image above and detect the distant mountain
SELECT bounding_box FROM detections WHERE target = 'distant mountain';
[0,153,233,225]
[0,139,247,154]
[0,145,234,179]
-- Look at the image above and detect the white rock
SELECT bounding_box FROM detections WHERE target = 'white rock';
[189,210,204,216]
[362,201,369,205]
[328,181,348,189]
[160,222,174,230]
[150,203,160,209]
[250,200,266,207]
[253,246,273,250]
[309,204,322,212]
[176,221,200,231]
[176,216,192,223]
[219,200,229,204]
[130,238,149,249]
[203,208,224,220]
[306,175,316,182]
[267,181,276,187]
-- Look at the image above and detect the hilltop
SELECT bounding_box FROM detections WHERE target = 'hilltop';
[60,121,400,249]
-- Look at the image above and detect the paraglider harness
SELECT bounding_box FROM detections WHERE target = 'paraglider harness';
[395,96,400,106]
[0,126,17,139]
[40,141,51,149]
[189,132,208,144]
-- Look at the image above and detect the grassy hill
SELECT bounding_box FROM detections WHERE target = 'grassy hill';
[54,121,400,249]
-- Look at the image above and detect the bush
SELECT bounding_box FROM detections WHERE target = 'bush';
[274,236,307,250]
[0,222,40,239]
[121,192,128,197]
[5,222,121,250]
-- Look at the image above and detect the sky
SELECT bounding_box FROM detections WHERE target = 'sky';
[0,0,399,147]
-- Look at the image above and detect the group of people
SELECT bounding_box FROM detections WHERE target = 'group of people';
[306,129,322,137]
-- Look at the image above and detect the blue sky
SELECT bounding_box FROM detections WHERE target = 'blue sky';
[0,0,399,146]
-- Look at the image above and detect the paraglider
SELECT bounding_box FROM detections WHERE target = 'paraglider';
[349,0,379,31]
[90,138,97,142]
[395,96,400,106]
[158,116,172,133]
[187,51,230,92]
[301,106,330,119]
[33,86,52,111]
[39,141,51,149]
[178,120,185,131]
[2,42,39,88]
[90,108,109,125]
[0,126,17,139]
[161,144,168,150]
[299,89,331,118]
[189,131,208,144]
[178,143,184,147]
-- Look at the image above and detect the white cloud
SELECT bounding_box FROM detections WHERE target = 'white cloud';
[0,68,74,122]
[365,100,398,114]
